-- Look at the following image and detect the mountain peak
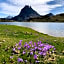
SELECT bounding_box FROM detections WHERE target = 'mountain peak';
[19,5,33,14]
[46,13,54,16]
[12,5,40,21]
[23,5,31,9]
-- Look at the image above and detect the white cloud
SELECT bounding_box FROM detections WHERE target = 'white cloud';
[0,0,63,17]
[0,3,22,16]
[32,4,61,15]
[7,0,53,6]
[55,0,64,5]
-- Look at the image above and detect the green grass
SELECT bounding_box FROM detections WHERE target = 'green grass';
[0,25,64,64]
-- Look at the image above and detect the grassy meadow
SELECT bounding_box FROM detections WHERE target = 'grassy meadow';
[0,25,64,64]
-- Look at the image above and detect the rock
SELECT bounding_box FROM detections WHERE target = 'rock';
[62,50,64,54]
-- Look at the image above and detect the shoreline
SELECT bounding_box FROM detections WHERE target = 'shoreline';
[0,22,64,37]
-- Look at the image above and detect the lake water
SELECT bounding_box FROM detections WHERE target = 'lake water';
[0,22,64,37]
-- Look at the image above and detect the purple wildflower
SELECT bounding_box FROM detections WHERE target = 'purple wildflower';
[20,40,22,42]
[30,51,33,55]
[39,52,43,55]
[54,48,56,50]
[51,45,54,48]
[42,47,48,51]
[39,41,41,44]
[18,58,23,62]
[18,47,21,50]
[19,40,22,46]
[24,60,28,63]
[22,51,26,54]
[10,56,13,59]
[13,48,15,51]
[24,42,28,48]
[37,41,41,45]
[39,44,44,47]
[49,45,52,49]
[35,60,40,63]
[27,45,30,49]
[34,54,38,60]
[34,42,36,47]
[32,45,34,47]
[43,52,46,56]
[38,47,42,51]
[30,48,35,51]
[35,47,38,50]
[37,41,40,45]
[45,45,50,50]
[29,41,32,44]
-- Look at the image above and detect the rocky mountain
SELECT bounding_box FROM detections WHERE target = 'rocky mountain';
[27,13,64,22]
[12,5,40,21]
[45,13,54,17]
[6,16,13,19]
[0,13,64,22]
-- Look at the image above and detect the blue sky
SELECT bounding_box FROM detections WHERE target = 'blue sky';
[0,0,64,18]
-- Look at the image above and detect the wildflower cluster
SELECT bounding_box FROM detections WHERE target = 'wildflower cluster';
[10,40,56,63]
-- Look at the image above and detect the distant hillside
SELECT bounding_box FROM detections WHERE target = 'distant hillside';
[11,5,40,21]
[6,16,13,19]
[0,18,15,22]
[27,13,64,22]
[45,13,54,17]
[0,13,64,22]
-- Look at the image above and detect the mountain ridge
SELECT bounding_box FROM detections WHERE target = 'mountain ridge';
[0,5,64,22]
[27,13,64,22]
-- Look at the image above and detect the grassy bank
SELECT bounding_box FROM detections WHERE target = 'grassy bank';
[0,25,64,64]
